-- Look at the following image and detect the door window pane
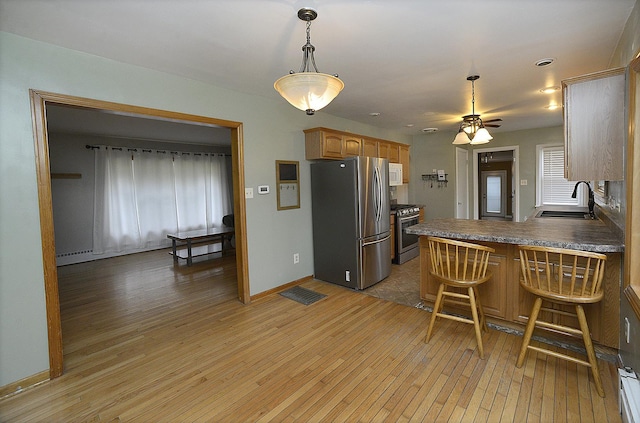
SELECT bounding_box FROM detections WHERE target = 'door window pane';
[486,176,502,213]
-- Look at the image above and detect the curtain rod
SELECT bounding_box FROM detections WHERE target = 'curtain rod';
[85,144,231,157]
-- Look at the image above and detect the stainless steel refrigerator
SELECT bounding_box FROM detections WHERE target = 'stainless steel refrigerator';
[310,156,391,290]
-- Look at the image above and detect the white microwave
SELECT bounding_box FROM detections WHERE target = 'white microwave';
[389,163,403,186]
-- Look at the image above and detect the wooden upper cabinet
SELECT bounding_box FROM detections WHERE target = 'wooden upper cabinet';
[399,145,410,183]
[563,67,625,181]
[362,138,378,157]
[304,127,410,182]
[387,144,400,163]
[343,135,362,157]
[377,141,392,160]
[304,128,362,160]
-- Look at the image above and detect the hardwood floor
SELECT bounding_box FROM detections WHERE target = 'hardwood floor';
[0,249,621,422]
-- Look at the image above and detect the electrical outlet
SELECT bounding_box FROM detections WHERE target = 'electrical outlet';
[245,188,253,199]
[345,270,350,282]
[293,253,299,264]
[625,317,631,343]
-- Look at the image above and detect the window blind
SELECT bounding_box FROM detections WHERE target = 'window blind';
[540,146,580,206]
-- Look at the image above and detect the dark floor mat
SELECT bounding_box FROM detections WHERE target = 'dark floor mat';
[280,286,327,305]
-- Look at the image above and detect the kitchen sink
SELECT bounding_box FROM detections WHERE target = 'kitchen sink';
[536,210,592,219]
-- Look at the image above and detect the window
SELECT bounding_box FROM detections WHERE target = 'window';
[536,144,585,206]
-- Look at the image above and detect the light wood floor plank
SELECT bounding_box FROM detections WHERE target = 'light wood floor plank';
[0,249,621,422]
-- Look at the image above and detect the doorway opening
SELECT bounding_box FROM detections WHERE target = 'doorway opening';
[472,146,520,222]
[30,90,250,379]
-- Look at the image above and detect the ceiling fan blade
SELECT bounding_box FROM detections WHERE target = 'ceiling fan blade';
[483,118,503,123]
[485,124,502,128]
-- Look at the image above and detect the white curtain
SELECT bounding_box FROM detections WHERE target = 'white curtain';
[93,146,231,254]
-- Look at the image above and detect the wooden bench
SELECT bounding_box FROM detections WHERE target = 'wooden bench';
[167,226,234,266]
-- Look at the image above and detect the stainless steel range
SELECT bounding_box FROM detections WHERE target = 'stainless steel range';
[391,204,420,264]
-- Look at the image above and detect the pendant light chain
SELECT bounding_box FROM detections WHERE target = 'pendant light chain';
[299,19,319,73]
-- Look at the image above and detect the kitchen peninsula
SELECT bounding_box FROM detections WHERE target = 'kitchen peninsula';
[406,213,624,348]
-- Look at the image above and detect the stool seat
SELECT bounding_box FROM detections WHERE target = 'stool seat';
[425,236,495,359]
[515,245,607,397]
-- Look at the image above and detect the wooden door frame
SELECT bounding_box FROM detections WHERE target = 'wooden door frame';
[29,90,250,379]
[472,146,519,221]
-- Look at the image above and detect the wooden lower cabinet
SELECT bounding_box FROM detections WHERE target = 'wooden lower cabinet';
[419,237,620,348]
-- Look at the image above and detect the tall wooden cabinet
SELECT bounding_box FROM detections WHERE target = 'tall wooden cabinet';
[562,67,625,181]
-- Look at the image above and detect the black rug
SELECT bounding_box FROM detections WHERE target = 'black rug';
[280,286,326,305]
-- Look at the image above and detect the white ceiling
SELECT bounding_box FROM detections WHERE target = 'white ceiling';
[1,0,636,140]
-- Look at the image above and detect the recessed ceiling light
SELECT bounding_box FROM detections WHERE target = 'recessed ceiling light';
[369,112,381,117]
[545,104,560,110]
[421,128,438,133]
[405,124,415,128]
[540,86,560,94]
[534,58,555,67]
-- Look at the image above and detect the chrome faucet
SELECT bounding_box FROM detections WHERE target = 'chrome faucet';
[571,181,595,219]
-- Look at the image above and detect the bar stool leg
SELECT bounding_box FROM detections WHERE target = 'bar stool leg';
[516,297,543,368]
[576,305,605,397]
[473,286,488,332]
[426,283,445,343]
[468,286,484,359]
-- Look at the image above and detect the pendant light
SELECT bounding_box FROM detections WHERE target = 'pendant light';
[274,8,344,115]
[452,75,493,145]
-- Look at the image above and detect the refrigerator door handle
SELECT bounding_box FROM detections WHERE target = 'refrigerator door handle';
[362,234,391,247]
[373,166,382,222]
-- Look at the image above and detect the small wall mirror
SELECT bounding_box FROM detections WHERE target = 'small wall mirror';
[276,160,300,210]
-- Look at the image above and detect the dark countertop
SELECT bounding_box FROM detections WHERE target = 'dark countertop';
[405,213,624,253]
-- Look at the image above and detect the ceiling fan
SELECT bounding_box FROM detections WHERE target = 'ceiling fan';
[461,114,503,129]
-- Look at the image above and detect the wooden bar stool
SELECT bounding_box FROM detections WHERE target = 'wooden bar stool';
[425,236,495,359]
[516,245,607,397]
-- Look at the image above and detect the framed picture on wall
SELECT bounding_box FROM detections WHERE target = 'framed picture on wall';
[276,160,300,210]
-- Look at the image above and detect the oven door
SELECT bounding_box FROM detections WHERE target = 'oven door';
[397,214,419,254]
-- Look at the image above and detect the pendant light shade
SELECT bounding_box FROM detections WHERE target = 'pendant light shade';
[274,8,344,115]
[274,72,344,115]
[469,127,493,144]
[452,129,471,145]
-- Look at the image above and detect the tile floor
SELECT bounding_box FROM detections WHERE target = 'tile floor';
[363,255,421,307]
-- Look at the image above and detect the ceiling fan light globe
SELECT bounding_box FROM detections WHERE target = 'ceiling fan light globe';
[452,130,471,145]
[274,73,344,113]
[470,127,493,144]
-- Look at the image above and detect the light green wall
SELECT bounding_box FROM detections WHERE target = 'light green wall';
[0,32,410,387]
[409,126,563,221]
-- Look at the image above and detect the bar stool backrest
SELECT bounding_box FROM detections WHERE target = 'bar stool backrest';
[518,245,606,303]
[427,236,494,284]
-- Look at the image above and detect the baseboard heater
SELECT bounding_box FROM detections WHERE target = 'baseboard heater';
[620,367,640,423]
[56,249,93,258]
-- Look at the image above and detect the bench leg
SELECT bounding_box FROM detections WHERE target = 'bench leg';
[172,240,178,265]
[187,240,193,266]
